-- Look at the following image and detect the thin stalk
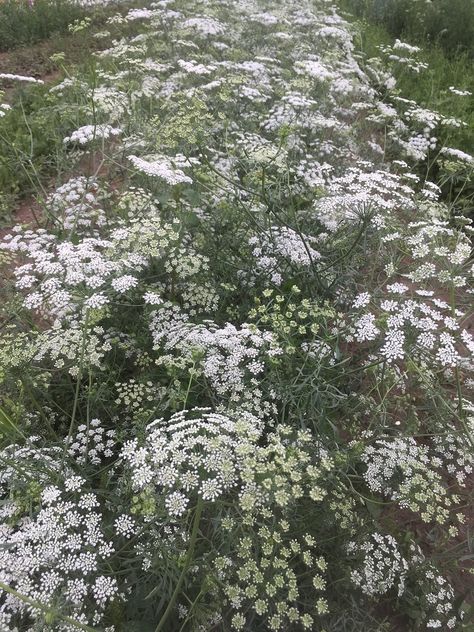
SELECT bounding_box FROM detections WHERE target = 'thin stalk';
[0,582,99,632]
[60,310,90,475]
[153,497,204,632]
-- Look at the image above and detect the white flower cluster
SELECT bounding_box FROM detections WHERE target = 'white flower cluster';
[432,431,474,485]
[63,124,122,145]
[122,408,263,514]
[423,569,460,630]
[150,303,282,401]
[0,478,118,629]
[362,437,425,492]
[406,552,463,631]
[346,284,473,368]
[349,533,408,597]
[47,176,107,234]
[313,167,415,232]
[1,212,180,321]
[182,16,225,36]
[0,103,11,117]
[441,147,474,164]
[249,227,321,285]
[66,418,116,465]
[361,438,458,523]
[380,40,427,73]
[0,72,44,84]
[128,154,193,185]
[34,321,109,376]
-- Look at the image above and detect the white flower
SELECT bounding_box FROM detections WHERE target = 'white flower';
[381,329,405,362]
[93,576,118,608]
[386,283,409,294]
[85,293,110,309]
[352,292,370,308]
[42,485,62,505]
[65,476,86,492]
[111,275,138,293]
[63,124,121,145]
[200,479,222,501]
[115,514,136,538]
[129,155,193,185]
[441,147,473,164]
[354,314,379,342]
[165,491,189,517]
[0,72,44,84]
[143,292,163,305]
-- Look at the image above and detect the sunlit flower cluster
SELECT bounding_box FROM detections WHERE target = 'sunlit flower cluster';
[0,0,472,629]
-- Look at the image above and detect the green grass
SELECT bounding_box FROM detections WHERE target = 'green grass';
[0,39,104,225]
[340,1,474,218]
[0,2,146,225]
[345,0,474,58]
[0,0,88,52]
[350,19,474,152]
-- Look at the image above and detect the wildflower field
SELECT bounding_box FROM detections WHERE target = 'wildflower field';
[0,0,473,630]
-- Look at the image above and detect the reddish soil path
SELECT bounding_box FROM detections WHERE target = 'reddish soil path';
[0,195,41,240]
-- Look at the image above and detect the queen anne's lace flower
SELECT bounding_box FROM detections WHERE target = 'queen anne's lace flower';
[0,0,471,630]
[122,408,263,508]
[0,474,119,629]
[128,155,192,185]
[349,533,408,597]
[63,124,121,145]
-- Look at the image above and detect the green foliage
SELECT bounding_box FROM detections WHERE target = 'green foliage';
[0,0,87,52]
[0,0,473,630]
[0,89,62,198]
[345,0,474,58]
[341,0,474,218]
[0,83,89,222]
[0,7,137,223]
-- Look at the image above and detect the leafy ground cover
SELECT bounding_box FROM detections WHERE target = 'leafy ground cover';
[0,1,473,631]
[0,0,90,52]
[340,0,474,221]
[344,0,474,59]
[0,0,148,225]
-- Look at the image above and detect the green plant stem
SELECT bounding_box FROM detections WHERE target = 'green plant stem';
[0,581,99,632]
[154,497,204,632]
[60,310,90,476]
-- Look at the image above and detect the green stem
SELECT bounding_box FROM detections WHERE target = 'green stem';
[0,582,99,632]
[60,310,90,476]
[69,311,90,433]
[154,498,204,632]
[182,364,195,410]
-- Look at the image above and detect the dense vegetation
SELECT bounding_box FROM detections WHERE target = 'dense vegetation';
[346,0,474,58]
[341,0,474,220]
[0,1,473,631]
[0,0,87,51]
